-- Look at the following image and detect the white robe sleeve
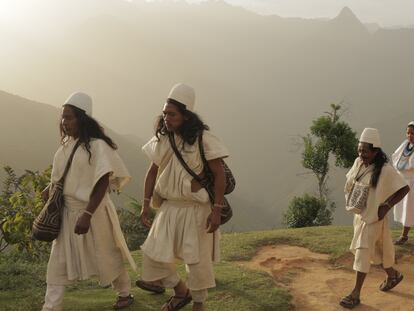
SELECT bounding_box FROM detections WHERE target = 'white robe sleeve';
[202,131,229,161]
[90,139,131,191]
[142,135,170,166]
[51,145,64,183]
[376,164,408,204]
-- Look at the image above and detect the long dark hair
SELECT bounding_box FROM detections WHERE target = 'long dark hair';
[368,144,388,188]
[155,99,209,146]
[60,104,117,161]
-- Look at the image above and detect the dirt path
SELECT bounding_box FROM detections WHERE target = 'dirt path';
[238,245,414,310]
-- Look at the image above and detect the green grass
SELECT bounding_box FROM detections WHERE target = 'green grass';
[222,225,414,262]
[0,261,292,311]
[51,262,291,311]
[1,225,414,311]
[221,225,354,262]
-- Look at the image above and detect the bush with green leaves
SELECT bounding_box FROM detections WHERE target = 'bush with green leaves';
[0,166,51,258]
[118,197,154,251]
[284,194,334,228]
[0,164,153,256]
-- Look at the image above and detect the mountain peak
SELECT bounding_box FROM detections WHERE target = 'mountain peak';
[329,6,368,34]
[334,7,361,25]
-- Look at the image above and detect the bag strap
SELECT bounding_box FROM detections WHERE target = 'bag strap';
[168,132,215,204]
[58,140,81,184]
[168,132,202,182]
[355,163,373,182]
[198,134,214,177]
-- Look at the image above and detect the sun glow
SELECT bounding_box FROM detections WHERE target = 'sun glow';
[0,0,38,29]
[0,0,64,36]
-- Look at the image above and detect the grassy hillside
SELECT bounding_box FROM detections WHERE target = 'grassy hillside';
[1,225,413,311]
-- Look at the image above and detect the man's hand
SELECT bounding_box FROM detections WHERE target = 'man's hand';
[206,208,221,233]
[140,206,152,229]
[378,203,391,221]
[191,178,203,193]
[74,213,92,235]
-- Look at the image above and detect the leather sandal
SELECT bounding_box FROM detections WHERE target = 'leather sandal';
[394,236,408,245]
[339,294,360,309]
[162,289,192,311]
[136,279,166,294]
[380,271,404,292]
[113,294,134,310]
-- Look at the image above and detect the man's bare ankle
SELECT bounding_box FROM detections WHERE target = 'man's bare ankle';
[174,285,189,297]
[350,289,360,299]
[192,302,204,311]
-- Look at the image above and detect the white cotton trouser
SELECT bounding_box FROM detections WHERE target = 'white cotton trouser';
[353,246,395,274]
[42,284,66,311]
[352,218,395,274]
[141,254,210,303]
[41,269,131,311]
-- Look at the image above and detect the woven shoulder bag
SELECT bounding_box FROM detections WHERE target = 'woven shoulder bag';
[32,141,81,241]
[168,133,235,224]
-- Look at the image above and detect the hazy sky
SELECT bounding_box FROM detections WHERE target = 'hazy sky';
[0,0,413,28]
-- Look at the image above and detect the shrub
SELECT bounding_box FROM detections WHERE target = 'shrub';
[118,197,154,251]
[283,194,333,228]
[0,166,51,258]
[0,250,47,291]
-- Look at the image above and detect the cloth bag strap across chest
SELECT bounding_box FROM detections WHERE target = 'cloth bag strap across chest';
[168,132,234,224]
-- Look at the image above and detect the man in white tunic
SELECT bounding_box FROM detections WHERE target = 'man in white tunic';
[137,84,228,311]
[391,121,414,244]
[340,128,409,309]
[41,92,136,310]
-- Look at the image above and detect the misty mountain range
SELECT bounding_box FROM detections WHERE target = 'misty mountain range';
[1,0,414,231]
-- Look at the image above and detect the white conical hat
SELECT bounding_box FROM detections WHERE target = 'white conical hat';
[167,83,195,111]
[408,121,414,127]
[64,92,92,116]
[359,128,381,148]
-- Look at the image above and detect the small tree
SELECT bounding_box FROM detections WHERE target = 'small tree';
[285,104,358,228]
[302,104,357,201]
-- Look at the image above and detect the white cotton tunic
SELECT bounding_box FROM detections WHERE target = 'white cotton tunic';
[392,140,414,226]
[141,131,229,265]
[345,158,407,270]
[46,138,136,286]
